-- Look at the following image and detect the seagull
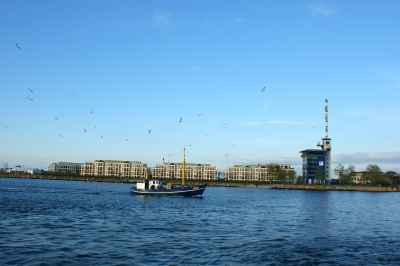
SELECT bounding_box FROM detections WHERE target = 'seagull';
[95,126,98,130]
[3,124,9,129]
[125,138,128,141]
[198,114,203,116]
[149,130,152,134]
[312,126,316,128]
[179,117,182,123]
[55,118,58,120]
[91,111,92,114]
[84,129,87,132]
[28,88,33,93]
[29,98,33,101]
[16,43,20,50]
[263,120,268,122]
[280,89,284,91]
[59,135,63,138]
[68,92,74,96]
[164,127,167,129]
[262,87,265,92]
[101,135,103,138]
[231,144,235,147]
[168,154,173,156]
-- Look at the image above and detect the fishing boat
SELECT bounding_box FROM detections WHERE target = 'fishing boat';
[130,148,207,197]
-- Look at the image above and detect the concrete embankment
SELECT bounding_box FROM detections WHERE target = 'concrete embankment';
[270,184,396,192]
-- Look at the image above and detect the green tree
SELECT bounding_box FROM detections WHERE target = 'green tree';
[344,165,356,185]
[366,164,387,186]
[334,164,345,185]
[287,170,296,184]
[267,164,281,183]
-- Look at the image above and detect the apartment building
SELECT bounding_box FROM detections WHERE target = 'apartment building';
[150,163,218,181]
[48,162,83,174]
[225,164,295,182]
[80,160,146,178]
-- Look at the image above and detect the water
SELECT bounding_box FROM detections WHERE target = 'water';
[1,178,399,265]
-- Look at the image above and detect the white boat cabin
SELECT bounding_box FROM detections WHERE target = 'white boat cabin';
[136,180,163,190]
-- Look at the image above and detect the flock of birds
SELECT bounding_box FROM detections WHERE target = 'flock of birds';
[7,42,319,165]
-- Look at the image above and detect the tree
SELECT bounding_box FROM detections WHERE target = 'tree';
[287,170,296,184]
[334,164,345,185]
[267,164,281,183]
[344,165,356,185]
[366,164,387,186]
[334,164,355,185]
[383,171,399,185]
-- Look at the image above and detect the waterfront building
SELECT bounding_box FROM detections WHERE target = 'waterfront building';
[6,168,42,175]
[80,160,146,178]
[300,138,332,184]
[150,163,218,181]
[300,99,332,184]
[48,162,83,174]
[225,164,295,182]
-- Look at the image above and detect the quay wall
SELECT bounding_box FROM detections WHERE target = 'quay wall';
[1,174,395,191]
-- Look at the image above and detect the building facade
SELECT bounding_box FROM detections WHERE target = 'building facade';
[80,160,146,178]
[225,164,295,182]
[300,138,332,184]
[150,163,218,181]
[48,162,83,174]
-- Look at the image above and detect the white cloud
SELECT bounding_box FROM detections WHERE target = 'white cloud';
[220,153,235,159]
[333,152,400,165]
[309,2,336,17]
[153,11,171,26]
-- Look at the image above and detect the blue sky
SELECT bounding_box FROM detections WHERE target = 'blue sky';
[1,0,400,176]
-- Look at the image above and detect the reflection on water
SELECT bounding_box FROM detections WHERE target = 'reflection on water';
[1,178,399,265]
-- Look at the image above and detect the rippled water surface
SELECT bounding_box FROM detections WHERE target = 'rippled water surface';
[1,177,400,265]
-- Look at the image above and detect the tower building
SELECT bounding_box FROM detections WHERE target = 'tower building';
[300,99,332,184]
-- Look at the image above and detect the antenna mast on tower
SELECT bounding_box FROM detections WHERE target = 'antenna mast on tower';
[325,99,328,139]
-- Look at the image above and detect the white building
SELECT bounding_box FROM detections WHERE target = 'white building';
[6,168,42,175]
[48,162,83,173]
[80,160,146,178]
[225,164,295,182]
[151,163,218,181]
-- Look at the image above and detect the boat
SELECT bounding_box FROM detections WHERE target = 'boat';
[130,148,207,197]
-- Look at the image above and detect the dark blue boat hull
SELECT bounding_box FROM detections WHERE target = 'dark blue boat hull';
[130,184,206,197]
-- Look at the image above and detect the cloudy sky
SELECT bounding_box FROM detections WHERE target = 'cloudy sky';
[1,0,400,176]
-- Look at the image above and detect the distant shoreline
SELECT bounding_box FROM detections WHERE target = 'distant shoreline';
[0,175,396,192]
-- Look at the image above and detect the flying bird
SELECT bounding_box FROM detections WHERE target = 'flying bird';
[59,135,63,138]
[28,88,33,93]
[312,126,316,128]
[231,144,235,147]
[179,117,182,123]
[101,135,103,138]
[125,138,128,141]
[3,124,9,129]
[68,93,74,96]
[168,154,173,156]
[16,43,20,50]
[262,87,265,92]
[29,98,33,101]
[84,129,87,132]
[95,126,98,130]
[55,118,58,120]
[91,111,92,114]
[149,130,152,134]
[198,114,203,116]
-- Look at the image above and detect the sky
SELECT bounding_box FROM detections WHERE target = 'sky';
[1,0,400,176]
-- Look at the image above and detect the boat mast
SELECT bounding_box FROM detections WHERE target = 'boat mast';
[182,147,186,186]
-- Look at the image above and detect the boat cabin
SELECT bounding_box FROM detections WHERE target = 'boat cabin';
[137,180,163,190]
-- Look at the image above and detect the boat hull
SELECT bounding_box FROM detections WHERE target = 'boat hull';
[130,184,206,197]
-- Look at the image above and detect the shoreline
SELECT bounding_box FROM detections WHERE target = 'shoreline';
[0,175,396,192]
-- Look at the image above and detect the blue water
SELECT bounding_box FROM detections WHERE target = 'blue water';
[1,178,399,265]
